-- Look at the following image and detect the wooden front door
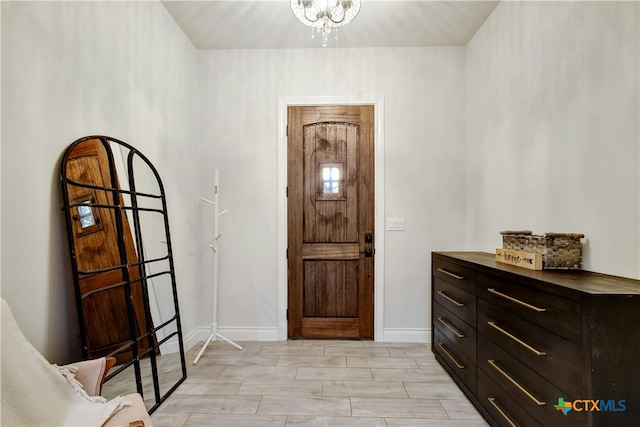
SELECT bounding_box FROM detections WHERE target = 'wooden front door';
[65,139,150,363]
[287,105,374,338]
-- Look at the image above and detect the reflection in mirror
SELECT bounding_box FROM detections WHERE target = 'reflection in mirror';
[102,361,138,398]
[60,136,186,413]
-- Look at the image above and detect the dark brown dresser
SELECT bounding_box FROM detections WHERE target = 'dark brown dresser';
[431,251,640,426]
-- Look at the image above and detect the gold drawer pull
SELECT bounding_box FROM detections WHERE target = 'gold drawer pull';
[488,321,547,356]
[437,290,465,307]
[437,342,465,369]
[487,397,517,427]
[487,288,546,312]
[437,268,464,280]
[437,316,465,338]
[488,359,546,406]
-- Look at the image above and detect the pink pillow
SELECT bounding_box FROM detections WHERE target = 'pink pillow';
[65,358,108,396]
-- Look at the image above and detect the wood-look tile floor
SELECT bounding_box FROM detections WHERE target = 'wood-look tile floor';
[151,340,489,427]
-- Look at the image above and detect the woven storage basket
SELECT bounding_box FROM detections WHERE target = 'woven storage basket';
[500,230,585,269]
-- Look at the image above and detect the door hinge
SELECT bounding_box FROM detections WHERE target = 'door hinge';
[286,248,289,259]
[286,309,289,320]
[286,186,288,197]
[286,125,288,137]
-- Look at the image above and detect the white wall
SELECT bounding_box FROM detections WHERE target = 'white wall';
[3,1,638,361]
[198,48,467,340]
[466,1,640,279]
[1,1,201,362]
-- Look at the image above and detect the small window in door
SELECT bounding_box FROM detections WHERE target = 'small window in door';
[317,162,345,200]
[78,202,96,228]
[323,166,340,194]
[70,192,104,236]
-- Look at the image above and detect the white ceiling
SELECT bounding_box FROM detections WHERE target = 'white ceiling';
[162,1,500,49]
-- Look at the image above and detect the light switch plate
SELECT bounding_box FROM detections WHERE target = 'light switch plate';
[387,218,405,231]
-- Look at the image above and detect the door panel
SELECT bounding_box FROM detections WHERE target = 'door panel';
[303,123,359,243]
[304,260,359,317]
[288,105,374,338]
[65,139,150,363]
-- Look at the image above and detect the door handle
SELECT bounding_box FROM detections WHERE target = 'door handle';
[364,249,373,257]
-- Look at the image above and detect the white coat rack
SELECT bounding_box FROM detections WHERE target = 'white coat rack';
[193,169,242,365]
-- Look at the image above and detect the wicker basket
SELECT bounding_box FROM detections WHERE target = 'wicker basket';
[500,230,585,270]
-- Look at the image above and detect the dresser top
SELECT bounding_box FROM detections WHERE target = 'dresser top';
[434,251,640,295]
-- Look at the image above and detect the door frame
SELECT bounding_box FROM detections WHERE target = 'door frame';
[277,95,385,341]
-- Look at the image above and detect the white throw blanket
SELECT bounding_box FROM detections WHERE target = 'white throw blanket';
[1,298,128,426]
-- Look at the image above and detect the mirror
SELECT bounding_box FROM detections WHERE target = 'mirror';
[60,136,187,413]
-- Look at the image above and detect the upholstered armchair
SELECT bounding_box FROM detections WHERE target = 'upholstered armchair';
[1,298,153,426]
[71,357,153,426]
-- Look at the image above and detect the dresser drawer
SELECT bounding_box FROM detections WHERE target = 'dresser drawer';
[477,368,542,427]
[478,334,582,427]
[434,277,476,327]
[478,272,582,344]
[433,301,476,363]
[478,300,581,396]
[433,258,476,293]
[434,327,476,393]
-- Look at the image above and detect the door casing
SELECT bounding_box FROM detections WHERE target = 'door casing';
[277,95,385,341]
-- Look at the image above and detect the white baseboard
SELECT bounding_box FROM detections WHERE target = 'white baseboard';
[381,328,431,343]
[181,326,281,351]
[182,326,210,352]
[181,326,431,350]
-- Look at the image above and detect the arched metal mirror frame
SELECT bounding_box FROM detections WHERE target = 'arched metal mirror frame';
[60,135,187,413]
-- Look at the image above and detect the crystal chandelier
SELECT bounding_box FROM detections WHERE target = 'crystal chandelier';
[291,0,361,47]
